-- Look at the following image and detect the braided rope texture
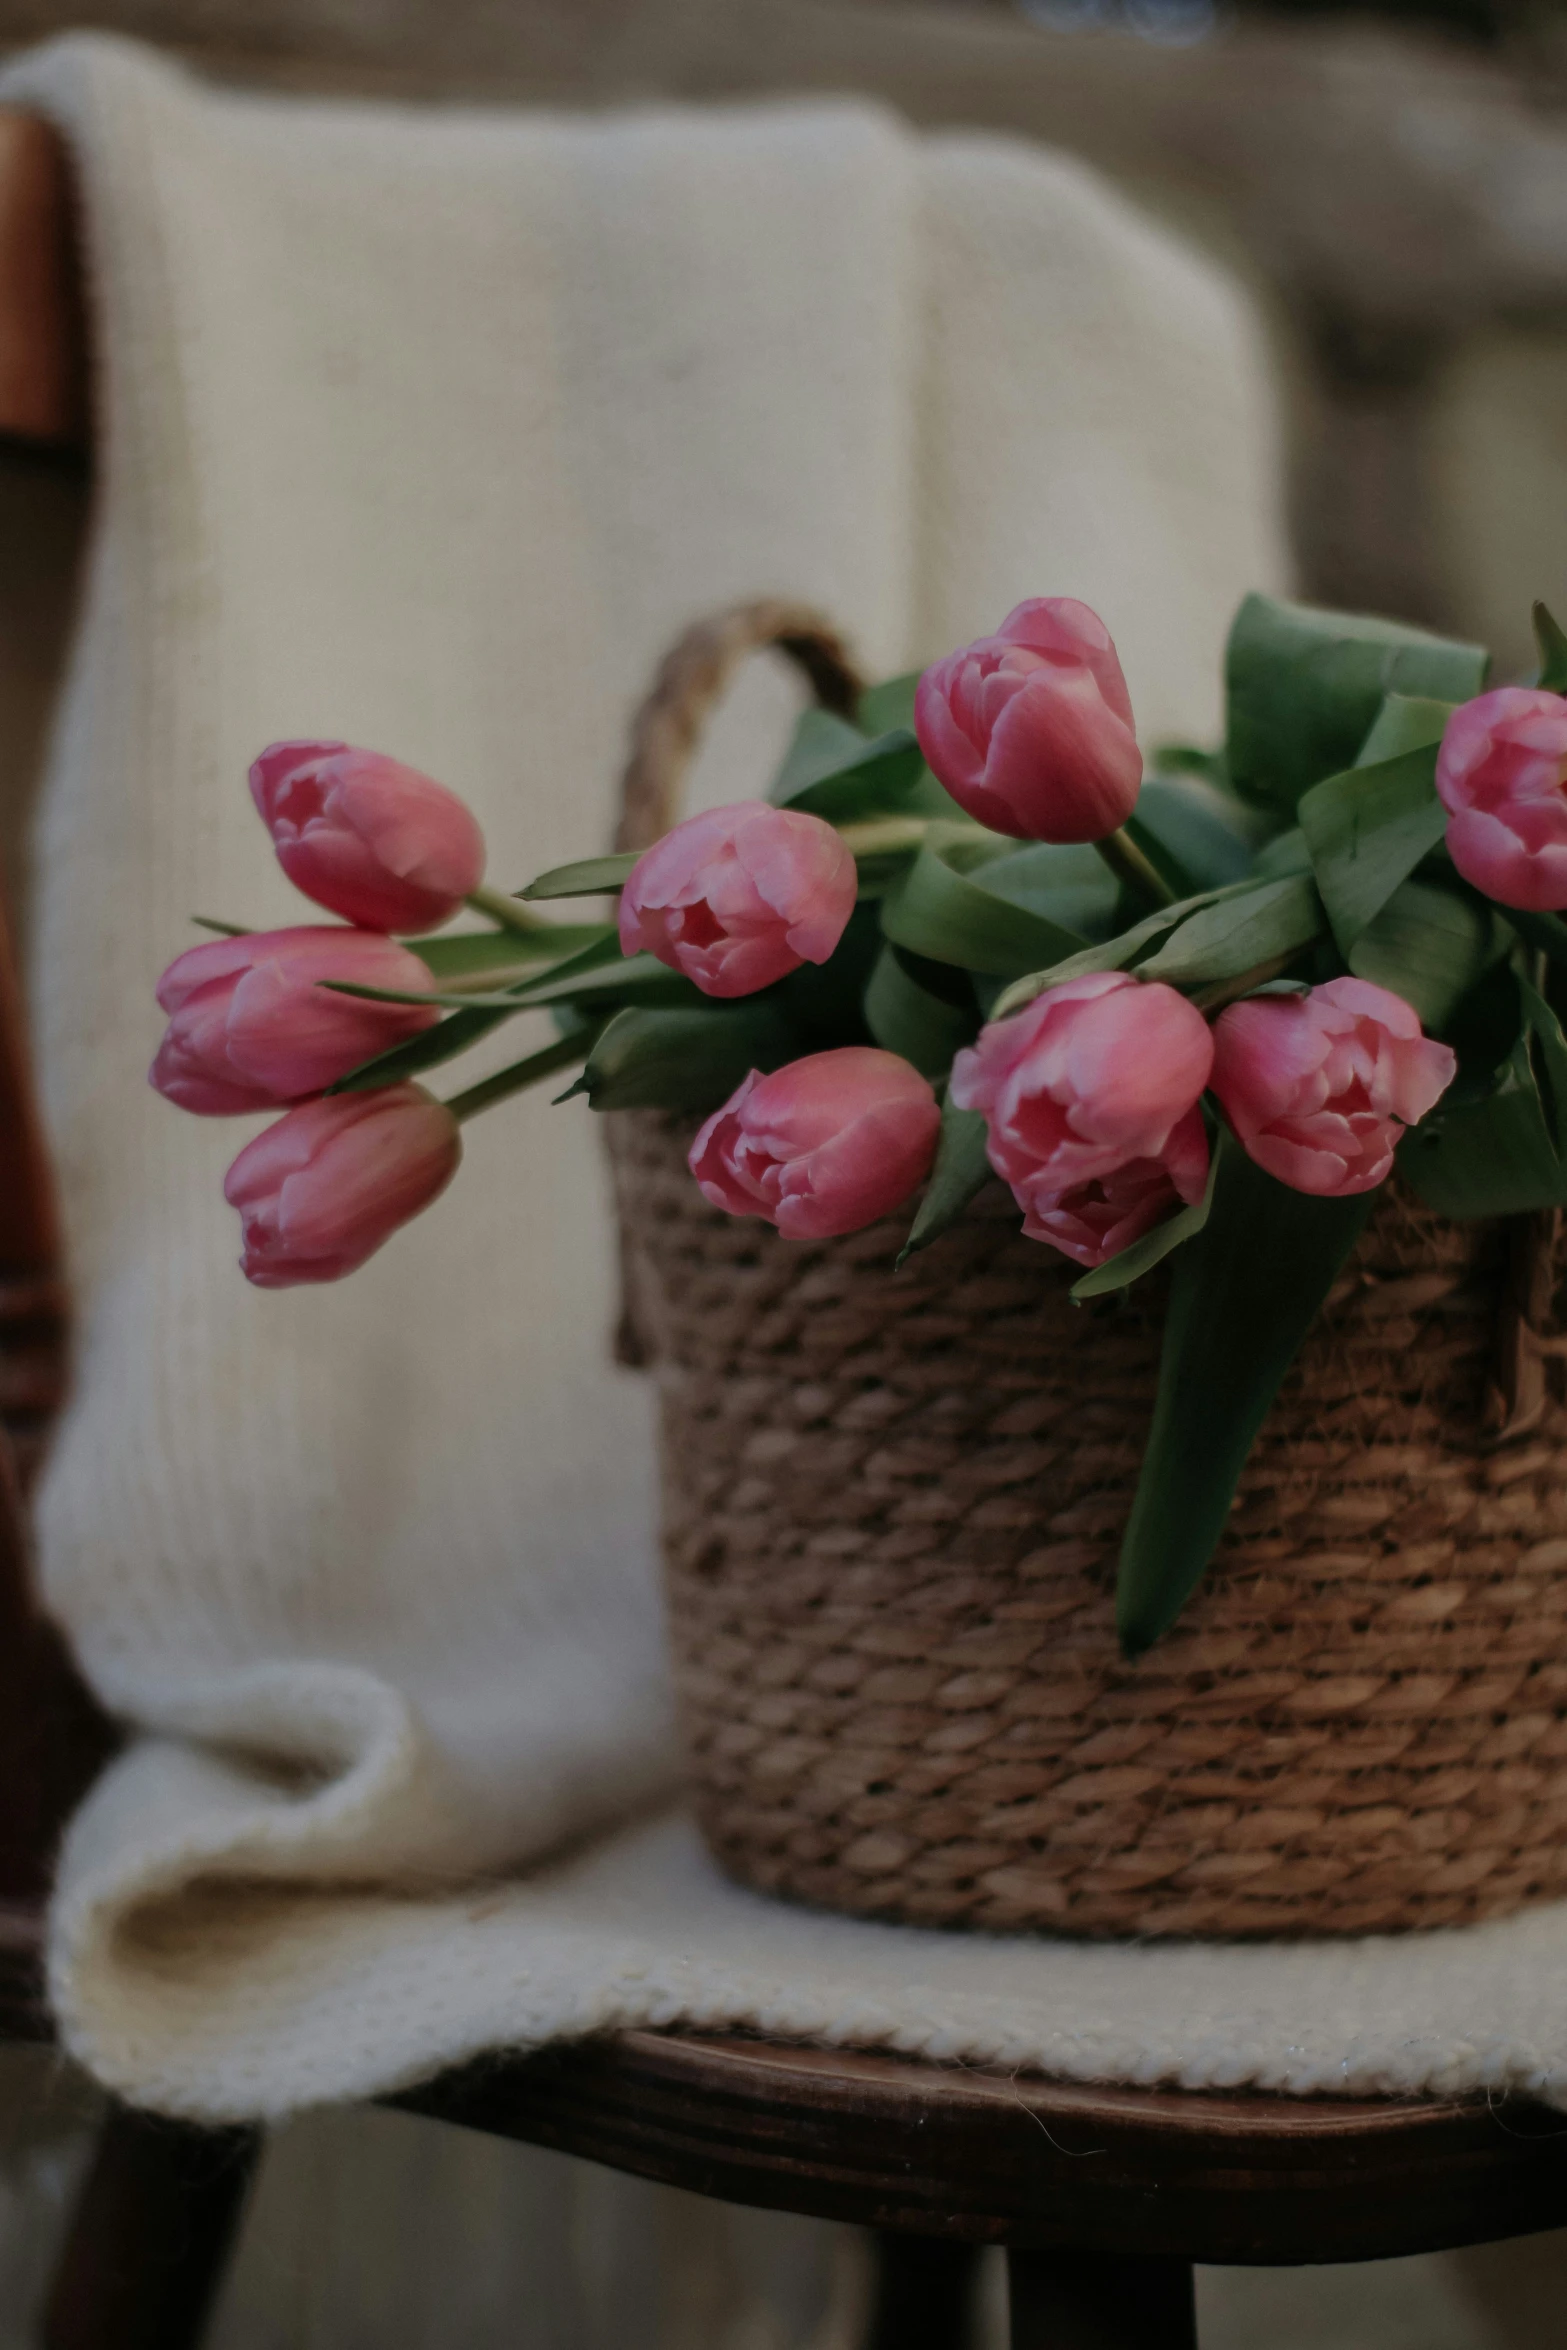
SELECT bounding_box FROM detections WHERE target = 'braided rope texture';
[613,600,863,856]
[607,1111,1567,1940]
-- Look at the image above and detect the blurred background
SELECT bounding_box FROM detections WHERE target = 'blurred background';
[4,0,1567,2342]
[10,0,1567,914]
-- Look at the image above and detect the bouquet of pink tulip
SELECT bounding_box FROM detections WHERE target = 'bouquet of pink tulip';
[152,592,1567,1652]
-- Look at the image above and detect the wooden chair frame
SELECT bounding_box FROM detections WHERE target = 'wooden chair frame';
[8,96,1567,2350]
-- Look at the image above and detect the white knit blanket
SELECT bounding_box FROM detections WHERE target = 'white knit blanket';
[12,33,1543,2131]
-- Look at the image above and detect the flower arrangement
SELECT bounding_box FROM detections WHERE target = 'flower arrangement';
[152,593,1567,1653]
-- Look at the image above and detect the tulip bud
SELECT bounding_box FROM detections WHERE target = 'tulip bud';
[620,802,857,1000]
[224,1085,461,1287]
[690,1047,940,1240]
[151,926,440,1115]
[1435,687,1567,913]
[1211,977,1455,1198]
[914,598,1142,843]
[949,971,1211,1267]
[250,740,486,933]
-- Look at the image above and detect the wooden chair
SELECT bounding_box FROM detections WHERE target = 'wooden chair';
[8,96,1567,2350]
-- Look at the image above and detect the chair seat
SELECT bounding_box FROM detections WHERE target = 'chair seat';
[395,2027,1567,2265]
[19,1903,1567,2270]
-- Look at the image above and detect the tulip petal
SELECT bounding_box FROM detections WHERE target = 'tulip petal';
[151,927,440,1116]
[225,1086,461,1286]
[994,596,1136,730]
[688,1050,938,1239]
[622,803,854,998]
[1212,978,1453,1199]
[983,669,1142,844]
[251,744,484,932]
[915,602,1140,843]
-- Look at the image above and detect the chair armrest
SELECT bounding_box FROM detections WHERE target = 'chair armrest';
[0,941,115,1904]
[0,108,88,452]
[0,827,64,1491]
[0,526,114,1909]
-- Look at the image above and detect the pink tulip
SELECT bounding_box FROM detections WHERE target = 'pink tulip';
[1211,977,1455,1198]
[250,740,486,932]
[1436,687,1567,912]
[620,802,857,1000]
[690,1047,940,1240]
[914,598,1142,843]
[949,971,1212,1267]
[224,1084,461,1287]
[151,927,440,1115]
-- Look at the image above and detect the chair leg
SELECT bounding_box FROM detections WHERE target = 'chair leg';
[863,2233,982,2350]
[41,2103,261,2350]
[1007,2248,1197,2350]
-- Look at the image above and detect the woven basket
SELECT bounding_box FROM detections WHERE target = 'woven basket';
[608,603,1567,1941]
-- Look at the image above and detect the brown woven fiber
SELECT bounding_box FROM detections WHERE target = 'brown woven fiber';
[612,1118,1567,1939]
[608,605,1567,1940]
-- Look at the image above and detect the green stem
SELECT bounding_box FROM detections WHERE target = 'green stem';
[834,816,934,859]
[437,962,560,995]
[466,885,552,935]
[444,1026,598,1122]
[1092,826,1176,909]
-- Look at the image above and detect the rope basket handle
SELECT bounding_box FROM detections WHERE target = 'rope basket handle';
[609,602,864,1371]
[614,600,867,854]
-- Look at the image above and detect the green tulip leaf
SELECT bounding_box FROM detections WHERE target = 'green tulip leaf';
[1122,812,1201,903]
[1346,877,1509,1031]
[474,951,698,1015]
[521,852,640,902]
[413,924,610,978]
[566,999,803,1114]
[970,841,1120,938]
[904,772,974,821]
[769,711,927,823]
[322,935,695,1016]
[320,978,524,1009]
[327,1002,526,1093]
[1504,906,1567,969]
[1399,977,1567,1217]
[1353,692,1455,767]
[1152,741,1229,790]
[987,883,1248,1018]
[323,926,624,1009]
[1226,592,1488,816]
[1419,957,1518,1110]
[858,670,919,735]
[769,704,866,795]
[784,732,926,822]
[501,926,627,988]
[898,1096,994,1264]
[864,945,979,1079]
[880,825,1089,977]
[1250,828,1313,881]
[1070,1146,1218,1301]
[1135,872,1324,987]
[1131,772,1267,894]
[1535,601,1567,694]
[771,899,882,1047]
[1297,743,1448,956]
[852,673,975,820]
[1116,1137,1376,1655]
